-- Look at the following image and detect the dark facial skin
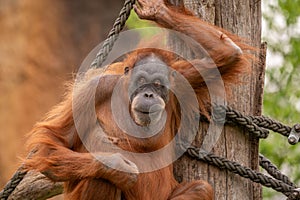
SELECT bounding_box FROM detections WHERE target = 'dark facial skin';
[127,55,170,127]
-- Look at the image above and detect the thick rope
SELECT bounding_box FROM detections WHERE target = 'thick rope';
[186,147,300,199]
[216,105,300,199]
[0,149,36,199]
[91,0,135,68]
[0,167,27,200]
[250,115,291,137]
[214,105,269,138]
[215,104,300,143]
[259,154,296,187]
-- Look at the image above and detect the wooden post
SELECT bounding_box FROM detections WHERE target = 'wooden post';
[172,0,264,199]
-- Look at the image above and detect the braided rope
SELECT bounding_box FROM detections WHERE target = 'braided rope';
[0,167,27,200]
[215,105,298,141]
[214,105,269,138]
[259,154,296,187]
[0,148,36,199]
[186,147,299,198]
[91,0,135,68]
[250,116,291,137]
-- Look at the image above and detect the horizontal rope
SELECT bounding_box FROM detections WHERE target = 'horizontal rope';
[213,105,269,138]
[186,146,299,199]
[250,115,291,137]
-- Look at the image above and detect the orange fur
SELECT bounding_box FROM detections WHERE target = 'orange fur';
[24,2,255,199]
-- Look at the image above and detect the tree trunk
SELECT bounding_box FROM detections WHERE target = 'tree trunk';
[173,0,264,200]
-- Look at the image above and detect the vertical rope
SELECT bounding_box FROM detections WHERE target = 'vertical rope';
[91,0,135,68]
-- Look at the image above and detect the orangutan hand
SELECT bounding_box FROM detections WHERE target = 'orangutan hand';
[134,0,167,21]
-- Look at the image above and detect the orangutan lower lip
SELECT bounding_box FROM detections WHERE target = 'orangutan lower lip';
[135,109,159,115]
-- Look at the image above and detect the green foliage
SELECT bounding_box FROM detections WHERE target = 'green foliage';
[126,10,160,38]
[126,10,152,29]
[261,0,300,199]
[278,0,300,24]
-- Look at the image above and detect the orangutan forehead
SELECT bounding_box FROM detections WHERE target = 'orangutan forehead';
[134,54,169,75]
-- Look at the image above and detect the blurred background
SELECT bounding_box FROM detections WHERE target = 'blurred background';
[0,0,299,199]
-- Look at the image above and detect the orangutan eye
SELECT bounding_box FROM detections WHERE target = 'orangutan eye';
[138,77,146,85]
[124,67,129,75]
[154,79,161,87]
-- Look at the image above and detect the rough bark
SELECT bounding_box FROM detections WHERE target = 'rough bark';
[172,0,264,200]
[8,172,63,200]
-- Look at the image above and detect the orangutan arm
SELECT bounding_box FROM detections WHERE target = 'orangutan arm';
[134,0,245,68]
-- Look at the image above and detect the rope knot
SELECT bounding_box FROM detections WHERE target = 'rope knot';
[288,124,300,145]
[212,104,226,124]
